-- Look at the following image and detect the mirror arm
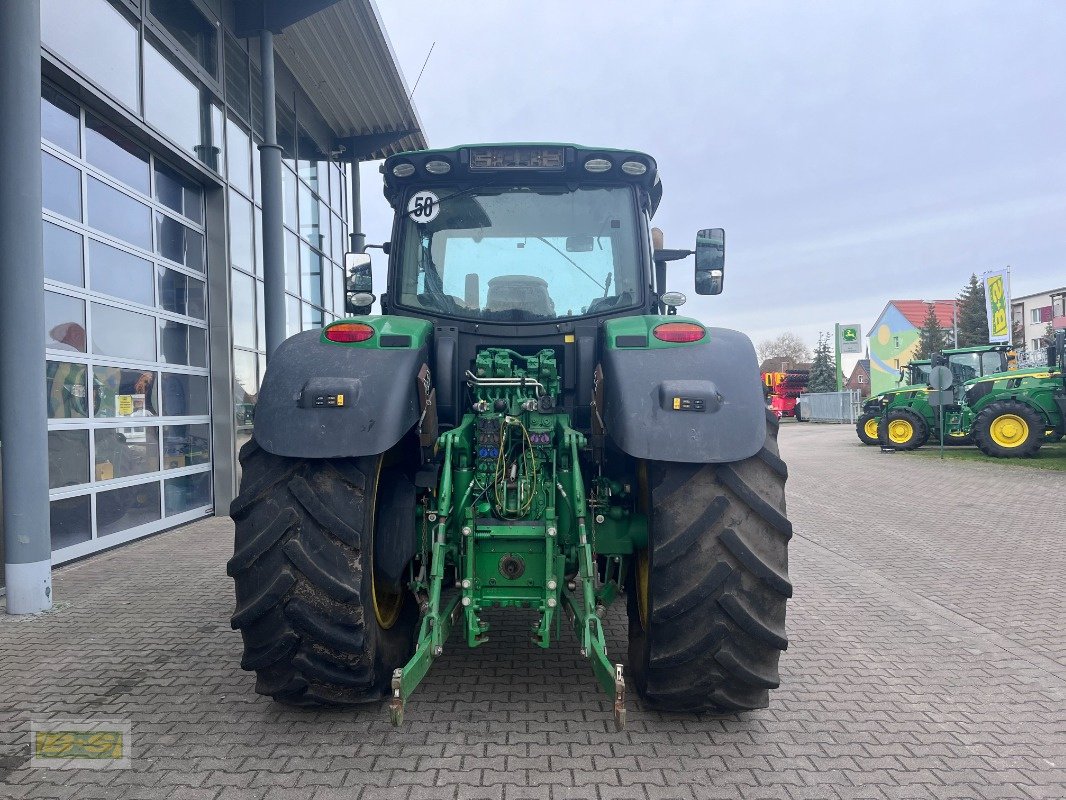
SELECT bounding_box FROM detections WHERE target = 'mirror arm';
[653,248,694,263]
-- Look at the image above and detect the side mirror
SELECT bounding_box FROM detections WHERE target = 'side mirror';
[694,228,725,295]
[344,252,374,315]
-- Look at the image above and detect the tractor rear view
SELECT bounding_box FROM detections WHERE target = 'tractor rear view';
[227,144,791,728]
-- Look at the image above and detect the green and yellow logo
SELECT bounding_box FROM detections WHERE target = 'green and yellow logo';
[841,327,859,343]
[30,721,131,768]
[986,274,1009,338]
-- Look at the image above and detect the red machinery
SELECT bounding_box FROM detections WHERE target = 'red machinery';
[762,369,810,419]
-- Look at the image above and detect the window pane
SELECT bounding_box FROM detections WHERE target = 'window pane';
[231,270,256,349]
[228,189,253,273]
[97,481,162,537]
[91,302,156,361]
[49,429,90,489]
[42,152,82,221]
[254,206,264,276]
[89,240,154,306]
[284,230,300,294]
[50,495,92,551]
[161,373,209,416]
[318,198,331,256]
[155,161,203,224]
[224,35,250,121]
[86,114,150,194]
[233,349,258,430]
[333,266,344,316]
[252,144,262,205]
[298,181,321,245]
[159,319,198,365]
[300,243,323,306]
[96,426,159,480]
[321,257,333,312]
[44,221,84,286]
[297,126,326,195]
[163,423,210,469]
[41,84,80,155]
[47,361,89,419]
[189,326,207,368]
[226,119,252,196]
[256,280,265,348]
[277,101,296,170]
[45,292,86,352]
[87,177,151,250]
[330,162,342,211]
[286,294,301,337]
[165,472,212,516]
[41,0,140,111]
[331,213,344,264]
[148,0,218,76]
[188,275,207,319]
[92,367,160,418]
[156,213,205,271]
[302,303,322,331]
[283,166,297,229]
[143,42,223,169]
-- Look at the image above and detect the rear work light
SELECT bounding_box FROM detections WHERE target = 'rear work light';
[325,322,374,343]
[652,322,705,343]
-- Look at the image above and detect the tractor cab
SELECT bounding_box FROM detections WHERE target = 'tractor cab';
[345,144,723,427]
[934,345,1014,389]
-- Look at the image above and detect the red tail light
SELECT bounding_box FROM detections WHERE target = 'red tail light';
[325,322,374,343]
[652,322,705,343]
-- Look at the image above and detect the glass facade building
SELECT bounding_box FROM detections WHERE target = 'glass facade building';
[5,0,425,568]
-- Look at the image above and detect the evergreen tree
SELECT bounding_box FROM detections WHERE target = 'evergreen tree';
[956,274,989,347]
[915,302,950,359]
[807,332,837,393]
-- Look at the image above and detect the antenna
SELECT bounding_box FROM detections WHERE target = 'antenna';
[410,41,436,98]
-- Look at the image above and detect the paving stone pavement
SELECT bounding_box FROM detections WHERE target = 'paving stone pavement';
[1,423,1063,799]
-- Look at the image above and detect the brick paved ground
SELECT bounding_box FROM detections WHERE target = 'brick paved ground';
[1,423,1063,799]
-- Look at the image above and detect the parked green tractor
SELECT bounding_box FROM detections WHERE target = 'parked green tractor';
[858,345,1014,450]
[227,145,791,729]
[943,331,1066,457]
[855,360,930,445]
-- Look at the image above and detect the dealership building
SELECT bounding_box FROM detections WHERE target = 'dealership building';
[0,0,425,611]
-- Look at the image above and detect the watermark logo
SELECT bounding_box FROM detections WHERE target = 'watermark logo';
[30,719,131,769]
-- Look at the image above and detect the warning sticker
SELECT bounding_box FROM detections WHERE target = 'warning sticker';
[407,190,440,223]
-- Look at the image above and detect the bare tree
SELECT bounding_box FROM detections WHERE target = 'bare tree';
[757,332,811,364]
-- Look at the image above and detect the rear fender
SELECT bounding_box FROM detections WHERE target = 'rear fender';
[600,318,766,463]
[253,318,432,459]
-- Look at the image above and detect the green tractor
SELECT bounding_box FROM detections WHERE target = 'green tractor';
[943,331,1066,457]
[855,360,930,445]
[227,144,791,728]
[861,345,1014,450]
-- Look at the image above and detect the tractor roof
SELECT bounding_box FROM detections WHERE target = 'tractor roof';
[945,345,1013,355]
[382,143,662,214]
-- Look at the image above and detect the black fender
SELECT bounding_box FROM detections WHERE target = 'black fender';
[253,330,428,459]
[601,327,766,463]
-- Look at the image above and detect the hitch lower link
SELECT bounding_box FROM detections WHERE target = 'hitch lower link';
[387,434,628,730]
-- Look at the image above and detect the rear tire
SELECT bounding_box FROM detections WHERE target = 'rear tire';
[973,401,1044,458]
[856,412,880,445]
[227,439,417,705]
[881,408,928,450]
[627,409,791,713]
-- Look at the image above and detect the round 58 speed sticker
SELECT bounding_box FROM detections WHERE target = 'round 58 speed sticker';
[407,190,440,223]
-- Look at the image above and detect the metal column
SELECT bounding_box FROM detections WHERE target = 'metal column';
[258,30,287,358]
[349,165,365,254]
[0,0,53,613]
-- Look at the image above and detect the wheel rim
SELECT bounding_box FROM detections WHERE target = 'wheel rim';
[887,419,913,444]
[989,413,1029,448]
[370,459,404,630]
[864,418,879,438]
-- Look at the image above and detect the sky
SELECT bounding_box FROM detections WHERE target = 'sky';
[357,1,1066,372]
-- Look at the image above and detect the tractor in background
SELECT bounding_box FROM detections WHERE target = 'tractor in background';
[855,359,931,445]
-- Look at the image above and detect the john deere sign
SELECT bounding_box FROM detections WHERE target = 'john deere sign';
[983,269,1011,343]
[838,324,862,354]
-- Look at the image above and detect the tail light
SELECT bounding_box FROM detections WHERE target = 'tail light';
[324,322,374,343]
[652,322,705,343]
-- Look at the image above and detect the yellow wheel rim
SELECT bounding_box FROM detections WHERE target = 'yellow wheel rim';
[864,418,880,439]
[370,458,404,630]
[887,419,913,444]
[989,413,1029,448]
